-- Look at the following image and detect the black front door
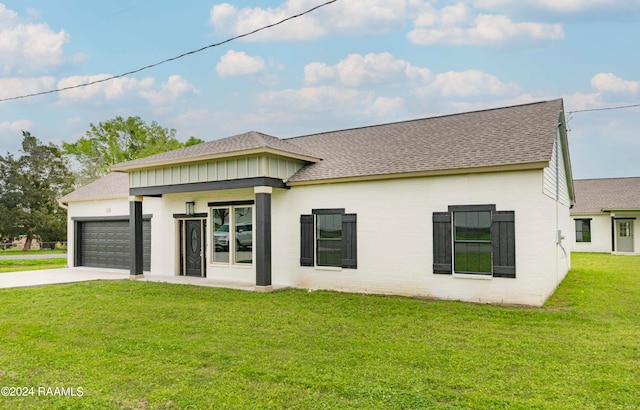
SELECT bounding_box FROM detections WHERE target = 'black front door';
[184,219,205,277]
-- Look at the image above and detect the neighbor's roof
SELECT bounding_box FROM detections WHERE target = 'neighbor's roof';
[286,99,563,182]
[572,177,640,213]
[110,131,321,171]
[59,172,129,203]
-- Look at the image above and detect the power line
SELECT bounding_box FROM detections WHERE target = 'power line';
[567,102,640,114]
[0,0,337,103]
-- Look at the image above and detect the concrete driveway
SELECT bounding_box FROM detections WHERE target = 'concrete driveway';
[0,268,129,289]
[0,268,275,292]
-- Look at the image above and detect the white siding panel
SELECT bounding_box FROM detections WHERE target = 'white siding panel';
[543,130,570,207]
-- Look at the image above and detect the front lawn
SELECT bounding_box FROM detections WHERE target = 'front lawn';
[0,253,638,409]
[0,258,67,273]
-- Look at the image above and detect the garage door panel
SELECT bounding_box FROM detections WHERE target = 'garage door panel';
[78,220,150,270]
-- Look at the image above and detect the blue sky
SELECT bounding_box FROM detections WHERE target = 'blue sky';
[1,0,639,179]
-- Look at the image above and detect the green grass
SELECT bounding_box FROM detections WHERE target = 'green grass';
[0,253,638,409]
[1,249,67,255]
[0,259,67,273]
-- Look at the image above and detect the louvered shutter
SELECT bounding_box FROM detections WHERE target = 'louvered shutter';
[341,213,357,269]
[491,211,515,278]
[433,212,452,274]
[300,214,314,266]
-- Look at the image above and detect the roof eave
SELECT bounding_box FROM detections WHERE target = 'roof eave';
[286,161,549,186]
[57,194,130,204]
[110,147,321,172]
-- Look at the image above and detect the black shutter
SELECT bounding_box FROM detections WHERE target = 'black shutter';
[492,211,515,278]
[433,212,452,274]
[300,214,314,266]
[341,213,357,269]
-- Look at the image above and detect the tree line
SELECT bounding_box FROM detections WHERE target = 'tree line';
[0,117,203,250]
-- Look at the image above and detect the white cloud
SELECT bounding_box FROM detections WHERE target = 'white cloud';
[256,86,366,111]
[304,53,514,98]
[210,2,325,41]
[305,52,431,87]
[0,4,79,74]
[371,96,405,116]
[426,70,519,96]
[0,76,56,100]
[408,3,563,46]
[216,50,266,77]
[140,75,199,105]
[56,74,155,103]
[210,0,425,41]
[209,0,566,47]
[471,0,640,14]
[590,73,639,94]
[0,119,34,132]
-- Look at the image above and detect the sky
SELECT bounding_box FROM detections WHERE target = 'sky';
[1,0,639,180]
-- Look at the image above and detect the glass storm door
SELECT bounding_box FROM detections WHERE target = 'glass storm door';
[617,220,634,253]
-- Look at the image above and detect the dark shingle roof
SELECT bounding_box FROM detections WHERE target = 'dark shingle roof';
[59,172,129,203]
[572,177,640,213]
[110,131,320,171]
[65,99,566,201]
[287,99,563,182]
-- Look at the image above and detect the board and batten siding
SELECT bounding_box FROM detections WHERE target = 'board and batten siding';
[543,129,571,207]
[129,155,306,188]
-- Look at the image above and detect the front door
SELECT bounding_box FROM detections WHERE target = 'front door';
[181,219,206,277]
[617,220,634,252]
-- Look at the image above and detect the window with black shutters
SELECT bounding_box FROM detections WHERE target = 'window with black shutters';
[300,209,357,269]
[433,205,516,278]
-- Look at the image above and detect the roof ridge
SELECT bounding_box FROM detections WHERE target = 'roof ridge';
[285,99,563,141]
[575,176,640,182]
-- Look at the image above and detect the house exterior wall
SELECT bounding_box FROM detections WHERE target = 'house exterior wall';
[66,169,573,306]
[571,214,612,253]
[150,189,256,282]
[271,169,571,306]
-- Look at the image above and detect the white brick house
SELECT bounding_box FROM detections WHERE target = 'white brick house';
[59,99,575,306]
[571,177,640,255]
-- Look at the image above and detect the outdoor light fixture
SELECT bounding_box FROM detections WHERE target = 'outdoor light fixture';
[185,201,195,216]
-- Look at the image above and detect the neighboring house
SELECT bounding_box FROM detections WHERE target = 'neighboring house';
[59,99,574,306]
[571,177,640,254]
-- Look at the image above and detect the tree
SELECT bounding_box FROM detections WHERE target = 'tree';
[63,116,204,185]
[0,132,75,250]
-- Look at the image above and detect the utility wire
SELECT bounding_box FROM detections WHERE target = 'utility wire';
[0,0,337,103]
[567,102,640,114]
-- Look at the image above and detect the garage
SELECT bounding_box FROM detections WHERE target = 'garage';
[75,218,151,270]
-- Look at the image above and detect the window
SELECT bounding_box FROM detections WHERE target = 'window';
[454,210,492,274]
[433,205,515,278]
[212,206,253,265]
[575,219,591,242]
[300,209,357,269]
[317,213,342,266]
[619,222,631,237]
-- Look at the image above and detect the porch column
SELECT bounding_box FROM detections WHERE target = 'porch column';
[129,196,144,277]
[254,186,272,291]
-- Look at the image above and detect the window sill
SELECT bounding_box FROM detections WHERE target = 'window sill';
[453,273,492,280]
[315,266,342,272]
[209,263,254,269]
